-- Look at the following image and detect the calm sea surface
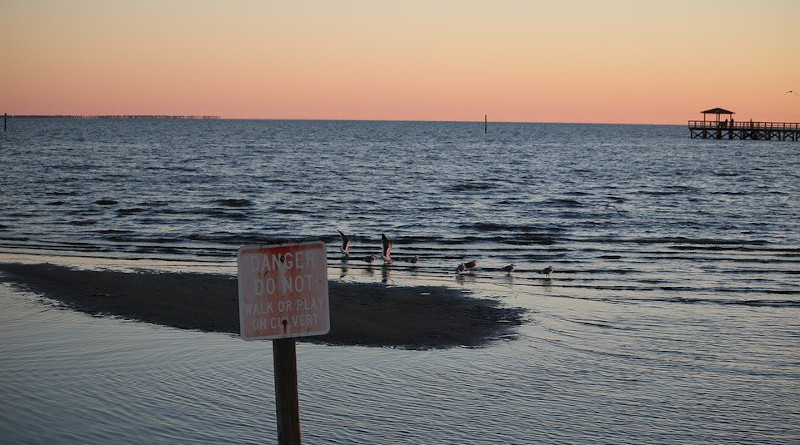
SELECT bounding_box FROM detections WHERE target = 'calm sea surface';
[1,119,799,443]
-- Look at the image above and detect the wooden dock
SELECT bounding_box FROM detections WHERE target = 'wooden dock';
[689,120,800,141]
[688,107,799,141]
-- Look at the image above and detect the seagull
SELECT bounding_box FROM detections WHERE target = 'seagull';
[337,230,353,257]
[381,234,394,263]
[786,90,798,96]
[540,266,554,277]
[602,204,621,215]
[501,264,516,274]
[464,260,479,270]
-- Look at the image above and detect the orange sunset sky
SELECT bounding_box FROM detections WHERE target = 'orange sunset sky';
[2,0,799,124]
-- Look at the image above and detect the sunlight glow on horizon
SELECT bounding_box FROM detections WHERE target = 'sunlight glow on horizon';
[2,0,799,124]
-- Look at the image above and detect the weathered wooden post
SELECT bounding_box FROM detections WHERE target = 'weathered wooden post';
[4,113,7,131]
[484,114,488,134]
[273,338,301,444]
[237,241,330,445]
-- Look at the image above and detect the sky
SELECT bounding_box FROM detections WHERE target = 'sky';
[2,0,799,124]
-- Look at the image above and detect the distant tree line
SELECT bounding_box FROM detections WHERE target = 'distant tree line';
[9,115,220,119]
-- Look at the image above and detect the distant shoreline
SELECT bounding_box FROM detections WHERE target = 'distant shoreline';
[3,115,685,125]
[7,114,220,119]
[0,263,526,350]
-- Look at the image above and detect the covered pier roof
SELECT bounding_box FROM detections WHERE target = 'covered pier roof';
[701,107,735,122]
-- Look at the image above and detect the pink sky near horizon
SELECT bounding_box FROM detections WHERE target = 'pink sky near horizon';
[2,0,799,124]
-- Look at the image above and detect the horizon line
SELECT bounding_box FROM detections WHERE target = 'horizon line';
[4,114,684,126]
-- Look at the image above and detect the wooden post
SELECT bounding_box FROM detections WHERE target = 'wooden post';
[3,113,6,131]
[484,114,487,134]
[273,338,301,445]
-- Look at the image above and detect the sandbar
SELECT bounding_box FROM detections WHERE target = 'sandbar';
[0,263,525,349]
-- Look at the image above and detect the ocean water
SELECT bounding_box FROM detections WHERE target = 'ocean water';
[1,118,799,443]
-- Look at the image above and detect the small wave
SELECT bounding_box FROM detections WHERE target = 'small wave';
[98,229,134,237]
[732,300,800,308]
[657,296,800,308]
[186,232,310,246]
[460,222,511,232]
[275,208,312,215]
[638,190,684,196]
[570,319,619,329]
[213,198,254,208]
[497,199,526,205]
[0,235,30,242]
[98,229,133,234]
[94,233,184,244]
[48,190,78,197]
[202,209,247,220]
[641,184,698,194]
[564,190,592,197]
[669,244,768,251]
[459,222,560,233]
[509,234,555,245]
[46,201,65,206]
[609,236,770,246]
[138,200,170,207]
[95,199,118,206]
[543,198,582,207]
[444,181,495,193]
[133,245,185,255]
[439,236,506,245]
[117,208,146,216]
[661,296,703,304]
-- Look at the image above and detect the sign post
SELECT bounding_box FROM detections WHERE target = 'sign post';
[273,338,301,444]
[237,241,330,445]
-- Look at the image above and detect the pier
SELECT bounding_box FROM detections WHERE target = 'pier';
[689,108,799,141]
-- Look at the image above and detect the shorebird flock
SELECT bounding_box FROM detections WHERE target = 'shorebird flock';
[337,230,554,279]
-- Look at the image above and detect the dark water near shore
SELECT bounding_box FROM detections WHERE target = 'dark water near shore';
[1,119,799,443]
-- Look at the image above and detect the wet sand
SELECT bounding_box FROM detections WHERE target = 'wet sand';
[0,263,525,349]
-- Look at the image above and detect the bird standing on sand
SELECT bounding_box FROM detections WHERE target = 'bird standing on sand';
[381,234,394,264]
[465,260,478,270]
[541,266,554,277]
[364,254,376,264]
[456,263,467,273]
[338,230,353,257]
[502,264,516,274]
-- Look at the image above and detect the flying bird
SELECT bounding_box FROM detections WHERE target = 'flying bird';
[337,230,353,256]
[786,90,798,96]
[381,234,395,263]
[541,266,554,277]
[602,204,621,215]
